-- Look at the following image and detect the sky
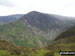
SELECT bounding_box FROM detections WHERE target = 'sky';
[0,0,75,17]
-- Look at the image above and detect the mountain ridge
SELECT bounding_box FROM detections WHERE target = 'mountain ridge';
[0,14,24,25]
[0,11,75,47]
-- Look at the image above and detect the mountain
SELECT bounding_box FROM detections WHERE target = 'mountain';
[0,14,24,25]
[0,11,75,47]
[46,26,75,50]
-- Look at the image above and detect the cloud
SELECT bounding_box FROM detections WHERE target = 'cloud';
[0,0,75,17]
[0,5,26,16]
[0,0,14,7]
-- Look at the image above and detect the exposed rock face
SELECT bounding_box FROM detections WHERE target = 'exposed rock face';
[22,11,75,41]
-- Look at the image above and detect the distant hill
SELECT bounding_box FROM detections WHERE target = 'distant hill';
[46,26,75,50]
[0,11,75,47]
[0,14,24,25]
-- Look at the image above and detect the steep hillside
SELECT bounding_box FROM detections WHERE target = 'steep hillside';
[55,26,75,41]
[0,20,45,47]
[46,26,75,50]
[46,36,75,50]
[0,14,23,25]
[0,11,75,47]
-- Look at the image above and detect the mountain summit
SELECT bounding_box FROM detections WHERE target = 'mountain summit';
[0,11,75,47]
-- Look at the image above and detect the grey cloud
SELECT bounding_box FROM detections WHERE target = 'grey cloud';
[0,0,14,7]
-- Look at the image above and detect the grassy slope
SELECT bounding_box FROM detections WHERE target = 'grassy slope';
[0,40,33,56]
[46,26,75,51]
[0,22,75,56]
[0,20,37,47]
[0,20,65,56]
[0,40,64,56]
[0,40,59,56]
[30,26,75,56]
[0,19,51,47]
[55,27,75,41]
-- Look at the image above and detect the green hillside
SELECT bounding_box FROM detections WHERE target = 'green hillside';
[46,26,75,51]
[0,20,75,56]
[55,26,75,41]
[0,38,75,56]
[47,36,75,51]
[0,11,75,48]
[0,40,62,56]
[0,11,75,56]
[0,40,33,56]
[0,19,51,47]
